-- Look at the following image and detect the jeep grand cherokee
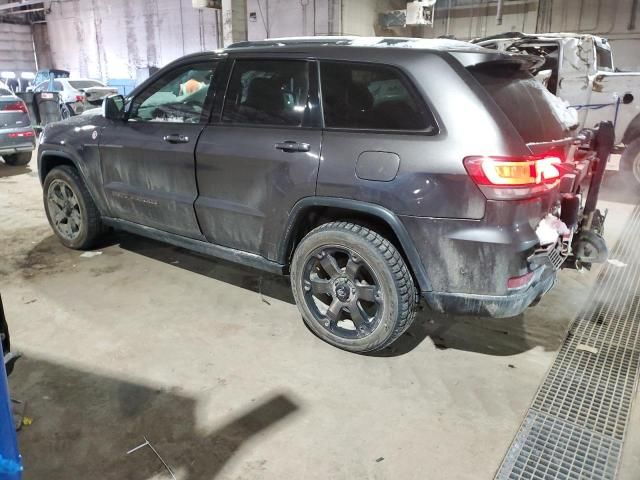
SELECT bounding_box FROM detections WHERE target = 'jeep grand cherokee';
[38,37,602,353]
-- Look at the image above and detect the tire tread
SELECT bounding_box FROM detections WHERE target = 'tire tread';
[293,221,417,352]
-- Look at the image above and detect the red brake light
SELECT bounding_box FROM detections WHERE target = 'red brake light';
[75,95,85,102]
[507,271,534,290]
[1,101,27,113]
[8,130,35,138]
[463,155,561,187]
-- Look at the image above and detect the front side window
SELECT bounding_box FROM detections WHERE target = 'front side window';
[222,59,310,127]
[320,61,435,132]
[129,61,217,123]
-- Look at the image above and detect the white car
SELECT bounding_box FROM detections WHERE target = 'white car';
[32,78,117,118]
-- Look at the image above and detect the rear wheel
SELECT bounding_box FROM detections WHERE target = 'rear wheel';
[291,222,417,353]
[621,138,640,186]
[43,165,104,249]
[3,152,31,166]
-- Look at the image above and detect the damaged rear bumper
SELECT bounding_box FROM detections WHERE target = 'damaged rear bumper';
[423,266,557,318]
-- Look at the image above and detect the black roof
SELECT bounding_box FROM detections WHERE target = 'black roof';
[226,36,489,54]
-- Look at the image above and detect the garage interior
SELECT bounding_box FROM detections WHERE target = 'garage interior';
[0,0,640,479]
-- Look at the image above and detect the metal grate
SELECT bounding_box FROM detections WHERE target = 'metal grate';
[496,205,640,479]
[500,411,621,480]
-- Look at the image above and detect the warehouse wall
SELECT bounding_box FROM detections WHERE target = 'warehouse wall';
[0,23,36,73]
[424,0,640,71]
[245,0,405,39]
[246,0,332,39]
[245,0,640,71]
[45,0,221,82]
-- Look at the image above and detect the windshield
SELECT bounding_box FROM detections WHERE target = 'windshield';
[468,64,568,143]
[596,45,613,71]
[69,80,104,89]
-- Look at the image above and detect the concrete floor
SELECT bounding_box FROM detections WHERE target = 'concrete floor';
[0,157,638,480]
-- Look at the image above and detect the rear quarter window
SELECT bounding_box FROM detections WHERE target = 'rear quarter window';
[320,61,436,132]
[468,64,567,143]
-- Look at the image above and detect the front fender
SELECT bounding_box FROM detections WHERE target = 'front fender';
[38,135,110,217]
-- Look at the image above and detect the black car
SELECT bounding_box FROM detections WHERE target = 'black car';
[37,37,607,353]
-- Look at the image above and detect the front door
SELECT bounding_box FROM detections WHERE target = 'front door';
[99,60,220,239]
[195,58,322,259]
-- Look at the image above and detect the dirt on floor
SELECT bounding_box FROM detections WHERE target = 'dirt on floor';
[0,157,638,480]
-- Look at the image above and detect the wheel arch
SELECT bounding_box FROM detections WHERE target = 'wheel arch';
[39,149,107,216]
[622,113,640,145]
[279,197,432,292]
[38,150,78,185]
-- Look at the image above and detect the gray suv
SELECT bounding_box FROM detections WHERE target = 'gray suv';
[0,83,36,166]
[37,37,600,353]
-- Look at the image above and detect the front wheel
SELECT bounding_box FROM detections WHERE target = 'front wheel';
[43,165,104,249]
[291,222,417,353]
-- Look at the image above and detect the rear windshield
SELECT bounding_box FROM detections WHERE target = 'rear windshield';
[468,65,566,143]
[69,80,103,89]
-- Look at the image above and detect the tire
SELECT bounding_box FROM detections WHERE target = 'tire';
[60,104,71,119]
[43,165,104,249]
[621,138,640,186]
[291,221,417,353]
[3,152,31,166]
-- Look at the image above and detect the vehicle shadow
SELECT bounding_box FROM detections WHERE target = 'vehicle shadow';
[110,232,295,304]
[11,355,299,479]
[0,163,33,179]
[108,232,570,358]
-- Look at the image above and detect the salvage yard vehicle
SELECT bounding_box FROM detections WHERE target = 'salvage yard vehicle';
[472,32,640,185]
[37,37,612,353]
[0,82,36,166]
[33,77,117,119]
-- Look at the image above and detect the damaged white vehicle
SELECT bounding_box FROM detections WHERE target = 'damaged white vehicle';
[473,33,640,185]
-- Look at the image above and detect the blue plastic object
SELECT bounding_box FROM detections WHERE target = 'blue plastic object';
[0,344,21,480]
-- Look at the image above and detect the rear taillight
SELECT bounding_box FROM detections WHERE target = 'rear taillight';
[1,101,27,113]
[463,155,561,200]
[507,271,534,290]
[8,131,34,138]
[75,95,85,102]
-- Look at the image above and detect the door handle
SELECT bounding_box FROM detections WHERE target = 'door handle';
[275,141,310,153]
[163,134,190,144]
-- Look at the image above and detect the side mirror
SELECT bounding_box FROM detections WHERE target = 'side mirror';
[102,94,125,120]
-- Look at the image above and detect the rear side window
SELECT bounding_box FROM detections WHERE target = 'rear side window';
[468,65,565,143]
[222,60,310,127]
[69,80,103,89]
[320,61,435,132]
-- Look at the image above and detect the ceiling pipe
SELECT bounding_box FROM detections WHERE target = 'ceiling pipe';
[0,0,44,12]
[629,0,638,31]
[0,6,43,15]
[496,0,503,25]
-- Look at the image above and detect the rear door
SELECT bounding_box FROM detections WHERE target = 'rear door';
[195,57,322,258]
[99,59,220,239]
